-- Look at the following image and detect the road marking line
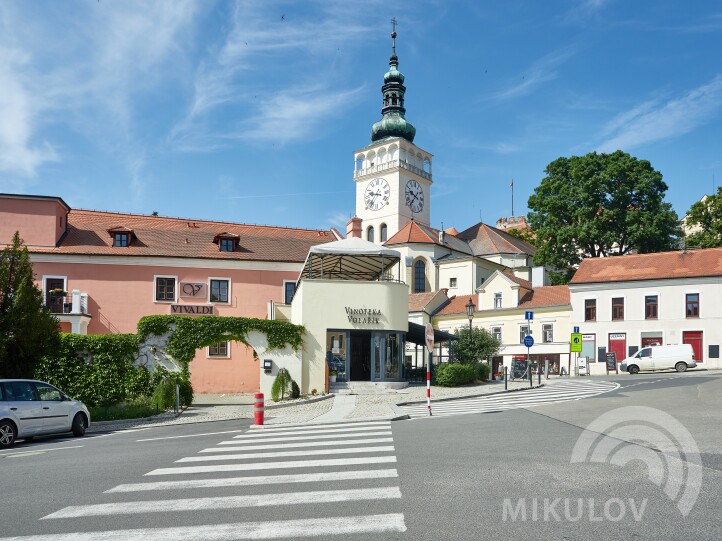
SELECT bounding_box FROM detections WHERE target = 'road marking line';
[105,468,399,493]
[233,423,391,439]
[248,420,390,431]
[147,455,397,476]
[217,429,392,445]
[2,513,407,540]
[177,445,396,462]
[43,487,402,519]
[137,429,248,442]
[201,437,394,453]
[0,445,84,457]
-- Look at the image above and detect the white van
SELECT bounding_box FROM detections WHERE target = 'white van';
[620,344,696,374]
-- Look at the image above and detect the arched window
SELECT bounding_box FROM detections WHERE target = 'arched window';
[355,157,363,171]
[367,226,374,243]
[380,223,388,242]
[414,260,426,293]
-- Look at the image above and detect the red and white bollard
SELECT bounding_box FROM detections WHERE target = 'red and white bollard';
[426,367,432,416]
[254,392,264,425]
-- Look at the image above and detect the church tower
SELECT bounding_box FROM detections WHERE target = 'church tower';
[353,25,433,244]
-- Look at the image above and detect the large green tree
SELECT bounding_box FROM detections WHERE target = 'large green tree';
[528,151,682,283]
[450,327,501,363]
[683,187,722,248]
[0,232,60,378]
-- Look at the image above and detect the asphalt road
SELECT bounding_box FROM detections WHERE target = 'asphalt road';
[1,372,720,540]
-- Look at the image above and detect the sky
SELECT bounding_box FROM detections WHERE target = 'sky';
[1,0,721,233]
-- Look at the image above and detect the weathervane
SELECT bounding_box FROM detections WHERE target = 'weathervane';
[390,17,397,51]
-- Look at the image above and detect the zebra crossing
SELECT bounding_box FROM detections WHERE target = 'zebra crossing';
[401,380,620,419]
[3,420,406,540]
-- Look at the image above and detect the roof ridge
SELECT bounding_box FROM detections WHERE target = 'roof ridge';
[70,208,333,234]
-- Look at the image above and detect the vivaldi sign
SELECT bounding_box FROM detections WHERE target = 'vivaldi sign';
[345,306,382,324]
[171,304,214,316]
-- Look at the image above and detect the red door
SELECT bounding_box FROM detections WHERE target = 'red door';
[683,331,703,363]
[608,333,626,362]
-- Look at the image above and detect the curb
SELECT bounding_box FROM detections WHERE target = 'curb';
[265,394,334,411]
[396,383,545,407]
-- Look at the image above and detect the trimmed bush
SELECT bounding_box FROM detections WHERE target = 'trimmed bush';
[271,368,292,402]
[434,362,489,387]
[291,380,301,399]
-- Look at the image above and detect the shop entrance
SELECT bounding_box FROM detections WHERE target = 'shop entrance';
[350,331,372,381]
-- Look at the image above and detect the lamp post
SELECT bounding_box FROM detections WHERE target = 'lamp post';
[465,297,476,361]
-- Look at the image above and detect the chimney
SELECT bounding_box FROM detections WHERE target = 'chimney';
[346,216,362,239]
[531,266,549,288]
[438,230,445,244]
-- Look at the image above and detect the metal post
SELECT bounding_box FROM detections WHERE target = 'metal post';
[426,351,432,416]
[528,347,532,387]
[545,359,549,380]
[175,384,180,414]
[538,364,541,385]
[504,366,508,391]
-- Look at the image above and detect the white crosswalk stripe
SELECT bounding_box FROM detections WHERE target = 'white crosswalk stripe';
[3,420,407,540]
[401,380,619,419]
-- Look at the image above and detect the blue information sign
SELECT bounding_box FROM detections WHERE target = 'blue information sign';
[573,326,580,334]
[523,335,534,348]
[525,311,534,321]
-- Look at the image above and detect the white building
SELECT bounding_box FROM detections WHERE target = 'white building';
[569,247,722,374]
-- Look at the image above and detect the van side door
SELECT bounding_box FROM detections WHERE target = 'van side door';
[2,382,46,437]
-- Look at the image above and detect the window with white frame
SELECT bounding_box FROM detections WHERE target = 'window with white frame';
[542,324,553,343]
[519,325,530,343]
[209,279,229,303]
[208,341,229,357]
[491,327,502,341]
[494,293,502,309]
[449,277,457,288]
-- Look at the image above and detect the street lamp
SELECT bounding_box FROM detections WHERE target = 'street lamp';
[465,297,476,346]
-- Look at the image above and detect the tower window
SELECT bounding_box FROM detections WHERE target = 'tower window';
[367,226,374,243]
[380,224,388,242]
[414,260,426,293]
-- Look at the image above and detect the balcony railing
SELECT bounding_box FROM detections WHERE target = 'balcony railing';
[46,294,89,315]
[354,159,432,181]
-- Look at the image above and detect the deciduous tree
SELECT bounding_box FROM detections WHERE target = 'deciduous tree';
[450,327,501,364]
[527,151,681,283]
[683,187,722,248]
[0,232,60,378]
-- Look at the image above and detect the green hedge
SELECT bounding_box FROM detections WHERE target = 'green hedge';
[35,334,147,407]
[434,362,490,387]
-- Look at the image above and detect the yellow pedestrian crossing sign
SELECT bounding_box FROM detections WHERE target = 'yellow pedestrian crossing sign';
[570,333,582,352]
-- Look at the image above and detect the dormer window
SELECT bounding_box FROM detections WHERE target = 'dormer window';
[113,233,129,247]
[107,226,135,248]
[213,232,240,252]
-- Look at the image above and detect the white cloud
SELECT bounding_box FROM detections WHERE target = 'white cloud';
[598,75,722,152]
[0,48,57,177]
[494,49,575,101]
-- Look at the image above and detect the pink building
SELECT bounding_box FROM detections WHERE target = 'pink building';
[0,194,340,393]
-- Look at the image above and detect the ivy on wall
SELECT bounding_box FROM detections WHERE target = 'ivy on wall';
[35,333,149,407]
[137,315,305,365]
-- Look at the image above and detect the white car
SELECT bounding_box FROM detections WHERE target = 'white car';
[0,379,91,448]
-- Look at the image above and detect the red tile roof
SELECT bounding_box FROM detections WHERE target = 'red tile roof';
[571,248,722,284]
[385,220,438,245]
[456,222,536,257]
[29,209,338,263]
[408,291,442,312]
[436,285,570,316]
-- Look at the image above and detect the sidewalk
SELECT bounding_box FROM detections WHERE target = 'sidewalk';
[87,378,563,432]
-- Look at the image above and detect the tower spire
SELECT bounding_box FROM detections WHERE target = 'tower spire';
[370,20,416,143]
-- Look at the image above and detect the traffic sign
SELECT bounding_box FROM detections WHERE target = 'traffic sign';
[573,326,580,334]
[570,333,582,352]
[523,335,534,348]
[525,311,534,321]
[425,323,434,352]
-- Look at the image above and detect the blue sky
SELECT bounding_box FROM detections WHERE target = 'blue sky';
[1,1,720,233]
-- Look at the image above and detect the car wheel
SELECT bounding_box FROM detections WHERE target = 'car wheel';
[71,413,87,437]
[629,365,640,375]
[0,420,17,449]
[675,362,688,373]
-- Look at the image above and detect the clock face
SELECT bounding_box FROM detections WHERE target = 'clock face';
[405,180,424,213]
[364,178,390,211]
